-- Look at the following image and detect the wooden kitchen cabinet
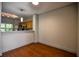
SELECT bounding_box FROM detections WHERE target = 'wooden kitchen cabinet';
[18,21,32,30]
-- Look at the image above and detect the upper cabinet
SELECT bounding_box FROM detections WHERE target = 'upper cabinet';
[18,20,33,30]
[26,21,32,29]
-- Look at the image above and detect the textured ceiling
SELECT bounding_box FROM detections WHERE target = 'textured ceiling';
[2,2,72,18]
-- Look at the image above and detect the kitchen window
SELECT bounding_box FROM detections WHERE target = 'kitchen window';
[0,23,13,32]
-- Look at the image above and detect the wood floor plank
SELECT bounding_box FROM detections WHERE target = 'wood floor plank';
[2,43,76,57]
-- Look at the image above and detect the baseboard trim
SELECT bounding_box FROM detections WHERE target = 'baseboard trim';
[3,43,34,53]
[38,42,76,56]
[2,42,42,54]
[2,42,76,57]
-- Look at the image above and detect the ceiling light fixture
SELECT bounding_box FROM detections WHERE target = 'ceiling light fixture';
[32,2,39,5]
[20,9,24,12]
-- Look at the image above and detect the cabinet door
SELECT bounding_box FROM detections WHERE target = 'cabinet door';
[27,21,32,29]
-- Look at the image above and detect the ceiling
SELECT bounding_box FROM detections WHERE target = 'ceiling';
[2,2,72,18]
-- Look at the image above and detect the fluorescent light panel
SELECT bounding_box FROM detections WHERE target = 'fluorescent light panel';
[20,17,23,22]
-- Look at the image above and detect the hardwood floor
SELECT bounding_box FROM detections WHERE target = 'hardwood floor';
[3,43,76,57]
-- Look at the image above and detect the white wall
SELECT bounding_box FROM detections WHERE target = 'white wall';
[77,3,79,56]
[33,15,39,42]
[39,4,77,53]
[2,31,34,52]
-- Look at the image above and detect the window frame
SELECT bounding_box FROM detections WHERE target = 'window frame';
[0,23,13,32]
